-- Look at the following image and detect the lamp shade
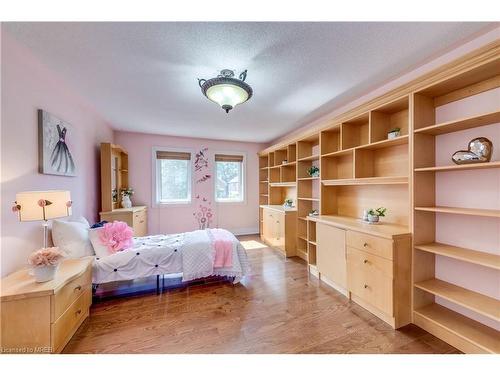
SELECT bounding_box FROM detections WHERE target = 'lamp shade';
[14,190,72,222]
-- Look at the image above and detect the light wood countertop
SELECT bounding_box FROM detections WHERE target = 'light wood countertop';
[307,215,410,239]
[260,205,297,213]
[1,257,93,302]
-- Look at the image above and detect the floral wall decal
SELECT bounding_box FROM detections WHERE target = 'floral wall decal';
[194,147,209,172]
[193,195,213,229]
[196,174,211,183]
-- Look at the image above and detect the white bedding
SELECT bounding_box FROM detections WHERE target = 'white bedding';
[92,229,249,285]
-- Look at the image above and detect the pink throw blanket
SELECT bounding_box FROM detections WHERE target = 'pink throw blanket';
[211,228,233,268]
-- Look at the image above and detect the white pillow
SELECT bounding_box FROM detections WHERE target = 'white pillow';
[52,220,95,258]
[71,216,90,227]
[88,228,110,258]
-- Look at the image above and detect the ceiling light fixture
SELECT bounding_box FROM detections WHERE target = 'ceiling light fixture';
[198,69,253,113]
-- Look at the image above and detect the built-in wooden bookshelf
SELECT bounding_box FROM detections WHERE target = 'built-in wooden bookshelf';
[412,57,500,354]
[296,134,320,263]
[258,43,499,353]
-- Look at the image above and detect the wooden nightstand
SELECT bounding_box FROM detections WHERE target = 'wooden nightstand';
[0,257,92,353]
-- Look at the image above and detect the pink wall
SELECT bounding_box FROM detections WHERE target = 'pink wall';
[114,131,265,236]
[434,88,500,330]
[1,29,114,276]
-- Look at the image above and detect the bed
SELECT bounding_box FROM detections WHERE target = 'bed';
[91,228,250,287]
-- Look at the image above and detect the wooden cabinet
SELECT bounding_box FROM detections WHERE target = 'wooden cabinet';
[261,206,296,257]
[316,223,347,293]
[100,206,148,237]
[311,215,411,329]
[0,258,92,353]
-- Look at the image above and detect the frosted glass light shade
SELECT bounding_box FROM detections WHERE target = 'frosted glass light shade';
[206,84,249,109]
[15,190,72,221]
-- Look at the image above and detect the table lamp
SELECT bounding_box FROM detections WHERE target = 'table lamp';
[12,190,72,248]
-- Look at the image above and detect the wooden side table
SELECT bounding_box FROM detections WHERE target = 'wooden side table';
[1,257,92,353]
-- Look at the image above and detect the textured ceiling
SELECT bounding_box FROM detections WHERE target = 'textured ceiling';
[3,22,493,142]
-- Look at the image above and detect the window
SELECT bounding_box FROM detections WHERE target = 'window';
[155,149,192,204]
[215,153,245,203]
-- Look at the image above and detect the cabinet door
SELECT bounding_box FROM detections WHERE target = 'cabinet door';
[262,209,273,245]
[316,223,347,289]
[275,212,285,251]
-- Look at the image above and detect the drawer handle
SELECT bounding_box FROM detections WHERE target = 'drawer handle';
[363,243,368,247]
[74,285,82,291]
[140,220,144,223]
[364,284,369,289]
[363,259,369,264]
[76,309,82,315]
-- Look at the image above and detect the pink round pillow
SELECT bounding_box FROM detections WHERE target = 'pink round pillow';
[98,221,133,254]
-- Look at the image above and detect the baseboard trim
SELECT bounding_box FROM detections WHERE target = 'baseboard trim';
[228,227,259,236]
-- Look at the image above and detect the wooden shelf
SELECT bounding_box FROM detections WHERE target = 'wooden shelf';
[413,304,500,354]
[298,217,308,221]
[357,134,409,150]
[298,197,320,201]
[298,154,320,162]
[259,180,269,183]
[321,148,354,158]
[414,111,500,136]
[414,279,500,322]
[414,206,500,218]
[260,167,269,170]
[260,194,269,197]
[322,176,408,186]
[308,240,317,246]
[298,176,320,181]
[269,182,296,187]
[415,161,500,172]
[415,243,500,270]
[298,235,308,242]
[280,161,297,166]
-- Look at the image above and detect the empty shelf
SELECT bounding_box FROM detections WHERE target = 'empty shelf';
[414,111,500,136]
[414,206,500,218]
[413,303,500,354]
[414,243,500,270]
[414,278,500,322]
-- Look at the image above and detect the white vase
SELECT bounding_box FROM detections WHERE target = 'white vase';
[121,195,132,208]
[388,131,400,140]
[367,214,379,223]
[33,264,58,283]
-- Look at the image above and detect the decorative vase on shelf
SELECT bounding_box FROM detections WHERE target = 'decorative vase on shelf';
[121,195,132,208]
[367,214,379,223]
[387,128,401,140]
[33,264,59,283]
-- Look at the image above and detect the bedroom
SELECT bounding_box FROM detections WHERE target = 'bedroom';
[1,0,499,372]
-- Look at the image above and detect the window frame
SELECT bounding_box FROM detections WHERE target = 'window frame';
[213,151,247,204]
[152,146,194,207]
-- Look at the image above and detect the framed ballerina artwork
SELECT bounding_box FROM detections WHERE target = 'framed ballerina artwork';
[38,109,77,176]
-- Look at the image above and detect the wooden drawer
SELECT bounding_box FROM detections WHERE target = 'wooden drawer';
[51,289,91,353]
[346,247,393,279]
[347,256,393,315]
[52,265,91,321]
[346,230,393,260]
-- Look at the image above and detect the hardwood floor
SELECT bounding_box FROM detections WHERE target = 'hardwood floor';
[63,235,459,354]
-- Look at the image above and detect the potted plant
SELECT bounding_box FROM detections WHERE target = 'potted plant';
[120,187,134,208]
[387,127,401,140]
[28,247,65,282]
[308,209,319,217]
[367,207,387,223]
[283,198,294,208]
[307,165,320,177]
